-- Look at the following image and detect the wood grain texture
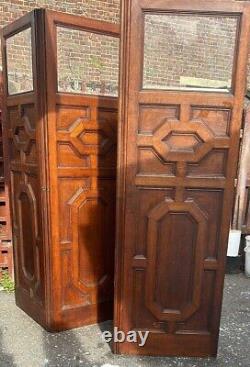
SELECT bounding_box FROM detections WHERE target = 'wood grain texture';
[1,10,48,327]
[44,10,119,331]
[114,0,250,357]
[1,9,119,331]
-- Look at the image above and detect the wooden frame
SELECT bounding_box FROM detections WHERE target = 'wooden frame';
[114,0,250,357]
[1,8,120,331]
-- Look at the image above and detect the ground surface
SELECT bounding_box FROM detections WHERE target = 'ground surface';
[0,274,249,367]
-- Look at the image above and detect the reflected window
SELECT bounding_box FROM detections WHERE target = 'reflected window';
[143,14,238,92]
[57,27,119,97]
[6,27,33,95]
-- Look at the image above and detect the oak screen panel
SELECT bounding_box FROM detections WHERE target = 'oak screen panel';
[114,0,250,358]
[6,27,33,95]
[57,26,119,96]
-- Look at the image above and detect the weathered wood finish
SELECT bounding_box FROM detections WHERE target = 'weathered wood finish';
[1,9,119,330]
[114,0,250,357]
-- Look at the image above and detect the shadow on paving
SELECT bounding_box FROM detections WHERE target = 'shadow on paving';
[42,329,91,367]
[0,274,249,367]
[0,328,16,367]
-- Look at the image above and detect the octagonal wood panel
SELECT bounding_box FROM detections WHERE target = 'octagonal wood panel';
[146,200,207,322]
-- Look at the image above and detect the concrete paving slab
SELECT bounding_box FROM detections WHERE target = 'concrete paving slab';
[0,274,249,367]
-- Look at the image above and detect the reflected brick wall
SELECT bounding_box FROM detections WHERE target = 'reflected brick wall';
[0,0,120,95]
[144,15,237,90]
[57,27,119,96]
[0,0,250,94]
[0,0,120,27]
[5,27,33,95]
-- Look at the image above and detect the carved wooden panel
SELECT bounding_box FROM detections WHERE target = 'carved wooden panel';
[55,95,117,328]
[7,101,45,314]
[2,9,120,331]
[115,0,250,357]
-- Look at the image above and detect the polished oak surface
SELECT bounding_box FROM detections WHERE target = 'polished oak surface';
[114,0,250,357]
[1,9,119,331]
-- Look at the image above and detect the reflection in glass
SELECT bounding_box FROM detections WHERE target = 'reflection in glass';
[57,27,119,97]
[6,27,33,95]
[143,14,238,91]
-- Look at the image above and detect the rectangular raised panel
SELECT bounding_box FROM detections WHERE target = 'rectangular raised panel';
[57,26,119,96]
[18,190,36,279]
[56,105,91,130]
[115,0,250,357]
[143,14,238,92]
[6,27,33,95]
[191,108,231,137]
[8,106,20,130]
[184,189,224,259]
[176,271,216,334]
[139,105,180,133]
[96,107,118,169]
[57,144,90,168]
[187,150,228,178]
[61,249,92,311]
[58,178,90,244]
[138,148,176,176]
[133,270,158,331]
[135,188,175,255]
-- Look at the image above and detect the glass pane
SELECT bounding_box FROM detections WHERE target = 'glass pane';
[6,27,33,95]
[143,14,238,92]
[57,27,119,97]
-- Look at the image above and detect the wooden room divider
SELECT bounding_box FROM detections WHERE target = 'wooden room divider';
[1,9,120,331]
[2,1,250,358]
[114,0,250,358]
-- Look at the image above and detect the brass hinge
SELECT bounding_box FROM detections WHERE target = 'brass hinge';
[234,179,238,187]
[41,187,49,192]
[240,128,244,139]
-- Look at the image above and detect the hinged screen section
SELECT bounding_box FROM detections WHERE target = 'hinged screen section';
[6,27,33,95]
[143,13,239,92]
[115,0,250,358]
[57,26,119,96]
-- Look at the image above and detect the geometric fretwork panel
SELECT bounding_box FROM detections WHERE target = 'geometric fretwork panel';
[137,105,231,165]
[56,104,117,169]
[9,104,36,155]
[191,107,231,137]
[55,97,117,325]
[7,102,44,309]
